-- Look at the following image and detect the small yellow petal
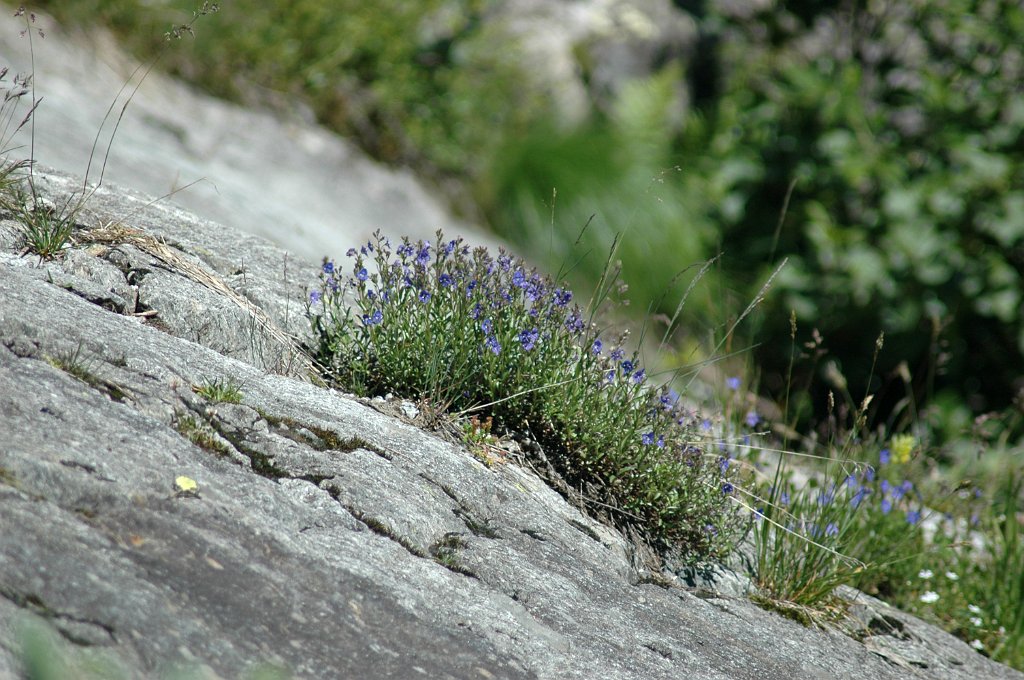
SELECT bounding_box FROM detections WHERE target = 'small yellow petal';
[175,475,198,492]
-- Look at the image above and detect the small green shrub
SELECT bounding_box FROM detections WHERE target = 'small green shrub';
[307,230,741,558]
[193,377,243,404]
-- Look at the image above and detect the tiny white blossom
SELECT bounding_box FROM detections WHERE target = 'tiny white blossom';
[945,571,959,581]
[920,590,940,604]
[918,569,934,579]
[970,639,985,651]
[968,604,982,614]
[970,617,983,627]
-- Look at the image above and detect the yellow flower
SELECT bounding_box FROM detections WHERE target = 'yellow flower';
[890,434,916,464]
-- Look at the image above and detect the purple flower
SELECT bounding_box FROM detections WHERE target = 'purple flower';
[850,486,869,509]
[592,339,603,355]
[863,465,876,482]
[719,457,730,474]
[745,410,759,427]
[485,335,501,355]
[438,273,454,288]
[362,309,383,325]
[356,267,368,282]
[397,243,414,258]
[470,303,483,320]
[322,261,335,274]
[346,248,357,257]
[610,348,624,362]
[444,239,456,255]
[632,369,646,384]
[906,509,921,525]
[726,376,741,390]
[481,318,493,335]
[721,482,735,495]
[552,288,572,307]
[416,243,431,266]
[825,523,839,537]
[565,312,584,334]
[309,290,321,304]
[418,290,431,304]
[642,432,655,445]
[879,448,891,466]
[780,491,790,506]
[621,360,635,376]
[656,435,665,448]
[512,269,527,288]
[518,328,540,351]
[880,498,893,514]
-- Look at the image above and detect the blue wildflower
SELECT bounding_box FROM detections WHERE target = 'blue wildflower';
[518,328,540,351]
[881,498,892,514]
[416,243,431,266]
[309,290,321,304]
[610,348,624,362]
[322,261,335,275]
[346,248,357,257]
[592,339,603,355]
[850,486,869,509]
[485,335,501,355]
[438,273,454,288]
[356,267,368,282]
[419,290,431,304]
[481,318,493,334]
[880,448,891,466]
[825,523,839,537]
[726,376,741,390]
[512,269,527,288]
[721,482,734,495]
[641,432,655,446]
[470,303,483,320]
[906,509,921,525]
[553,288,572,307]
[362,310,383,326]
[621,360,635,376]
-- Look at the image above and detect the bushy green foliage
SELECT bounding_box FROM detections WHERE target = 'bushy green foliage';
[307,231,742,557]
[689,0,1024,420]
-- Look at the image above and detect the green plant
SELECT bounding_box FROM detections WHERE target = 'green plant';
[174,414,230,456]
[193,376,243,404]
[307,230,741,558]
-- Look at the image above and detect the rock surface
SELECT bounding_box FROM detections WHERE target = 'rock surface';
[0,167,1020,679]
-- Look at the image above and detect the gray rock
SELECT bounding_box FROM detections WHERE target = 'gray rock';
[488,0,696,122]
[1,168,1021,679]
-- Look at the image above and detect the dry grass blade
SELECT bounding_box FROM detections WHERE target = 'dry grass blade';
[81,221,315,378]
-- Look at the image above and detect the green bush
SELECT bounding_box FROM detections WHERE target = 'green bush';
[694,0,1024,422]
[307,231,742,557]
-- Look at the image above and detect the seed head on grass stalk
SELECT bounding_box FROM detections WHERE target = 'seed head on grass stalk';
[307,229,742,559]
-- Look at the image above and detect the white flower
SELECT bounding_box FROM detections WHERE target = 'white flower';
[945,571,959,581]
[970,639,985,651]
[970,617,983,627]
[968,604,982,614]
[918,569,934,579]
[919,590,940,604]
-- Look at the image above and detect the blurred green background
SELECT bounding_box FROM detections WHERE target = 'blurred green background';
[33,0,1024,440]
